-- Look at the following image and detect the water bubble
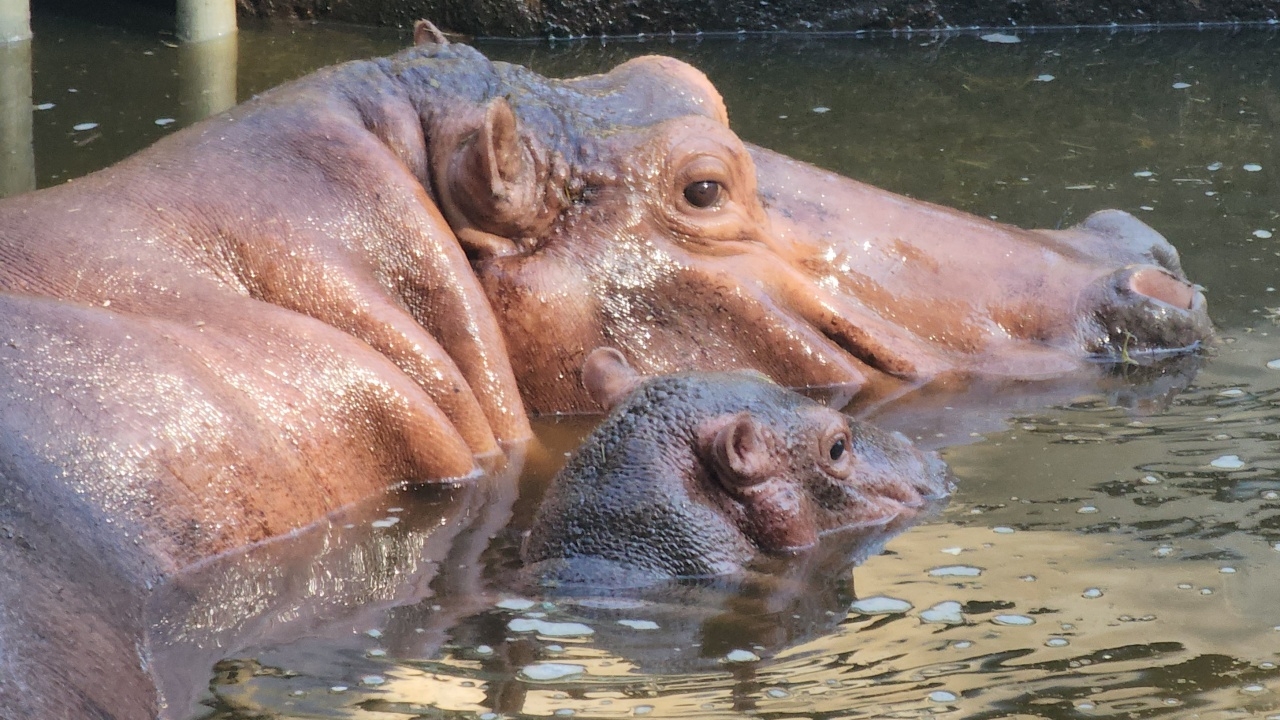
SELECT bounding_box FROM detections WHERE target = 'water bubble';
[476,645,494,655]
[634,706,654,715]
[1207,161,1223,171]
[1172,82,1192,89]
[1268,359,1280,370]
[921,601,965,624]
[992,614,1035,626]
[850,596,913,614]
[364,629,383,638]
[1255,230,1274,239]
[1244,163,1264,172]
[35,102,54,110]
[370,517,399,528]
[496,598,537,610]
[521,663,586,681]
[1219,388,1245,397]
[1082,588,1103,599]
[929,690,958,702]
[367,648,386,657]
[765,688,790,698]
[1077,506,1099,514]
[993,526,1015,534]
[981,32,1021,43]
[1046,637,1070,647]
[1034,74,1055,82]
[481,714,499,720]
[154,118,176,126]
[953,640,974,649]
[929,565,982,577]
[812,106,830,114]
[1220,566,1237,574]
[1243,684,1266,693]
[361,675,385,686]
[554,709,575,717]
[617,619,659,630]
[1141,475,1161,485]
[724,649,761,663]
[329,685,348,693]
[1210,455,1245,469]
[1133,170,1154,178]
[72,122,98,131]
[508,619,594,637]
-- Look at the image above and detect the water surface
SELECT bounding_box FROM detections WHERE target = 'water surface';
[9,12,1280,719]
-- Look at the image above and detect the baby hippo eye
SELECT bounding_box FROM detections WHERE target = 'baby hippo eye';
[829,437,846,462]
[683,180,723,208]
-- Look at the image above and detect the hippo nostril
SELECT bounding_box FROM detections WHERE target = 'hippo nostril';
[1128,267,1195,310]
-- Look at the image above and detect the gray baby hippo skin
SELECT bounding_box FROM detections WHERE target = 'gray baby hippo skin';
[522,348,953,588]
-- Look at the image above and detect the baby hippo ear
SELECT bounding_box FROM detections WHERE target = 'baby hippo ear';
[450,97,544,259]
[581,348,643,411]
[704,412,777,490]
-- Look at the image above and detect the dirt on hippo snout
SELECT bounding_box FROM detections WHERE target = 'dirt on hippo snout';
[520,348,953,590]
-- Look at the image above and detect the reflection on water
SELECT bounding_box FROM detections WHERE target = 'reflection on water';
[12,9,1280,719]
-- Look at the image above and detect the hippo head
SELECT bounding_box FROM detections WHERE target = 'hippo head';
[522,349,952,586]
[393,42,1212,413]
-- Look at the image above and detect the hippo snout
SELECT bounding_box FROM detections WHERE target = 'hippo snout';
[1077,263,1213,361]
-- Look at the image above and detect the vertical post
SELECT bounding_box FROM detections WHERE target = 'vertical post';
[179,32,238,124]
[0,38,35,198]
[176,0,236,44]
[0,0,30,43]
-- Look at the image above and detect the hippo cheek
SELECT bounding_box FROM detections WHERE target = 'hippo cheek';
[735,480,821,553]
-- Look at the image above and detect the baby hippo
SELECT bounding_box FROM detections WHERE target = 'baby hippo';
[523,348,952,588]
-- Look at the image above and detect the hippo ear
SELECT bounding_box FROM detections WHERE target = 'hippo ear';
[704,412,776,489]
[448,97,547,261]
[581,348,643,411]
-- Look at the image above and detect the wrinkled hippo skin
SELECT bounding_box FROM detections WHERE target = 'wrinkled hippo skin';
[0,30,1209,719]
[523,348,951,588]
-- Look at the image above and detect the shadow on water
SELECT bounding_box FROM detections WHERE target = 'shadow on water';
[12,9,1280,719]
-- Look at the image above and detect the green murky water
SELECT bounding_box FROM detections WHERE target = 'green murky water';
[7,10,1280,720]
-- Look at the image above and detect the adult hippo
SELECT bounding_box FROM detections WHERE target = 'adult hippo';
[0,24,1209,720]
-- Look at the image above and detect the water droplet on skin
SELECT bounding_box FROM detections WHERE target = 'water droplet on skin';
[1244,163,1263,172]
[72,122,98,131]
[929,690,958,702]
[1255,230,1274,239]
[1082,588,1103,599]
[724,649,761,663]
[850,596,913,614]
[992,614,1035,626]
[1210,455,1245,469]
[521,663,586,681]
[1172,81,1192,89]
[980,32,1021,43]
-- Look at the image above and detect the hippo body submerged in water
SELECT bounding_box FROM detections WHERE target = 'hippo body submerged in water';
[0,25,1209,719]
[523,349,952,589]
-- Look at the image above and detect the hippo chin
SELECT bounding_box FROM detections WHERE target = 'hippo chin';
[522,349,952,589]
[0,23,1209,720]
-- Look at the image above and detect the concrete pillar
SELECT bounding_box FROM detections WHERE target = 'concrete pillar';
[179,32,238,123]
[0,0,30,43]
[176,0,236,43]
[0,38,35,198]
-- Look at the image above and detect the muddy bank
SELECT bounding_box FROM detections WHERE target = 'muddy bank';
[235,0,1278,37]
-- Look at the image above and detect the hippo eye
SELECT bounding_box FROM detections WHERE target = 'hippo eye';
[683,180,723,209]
[829,438,846,462]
